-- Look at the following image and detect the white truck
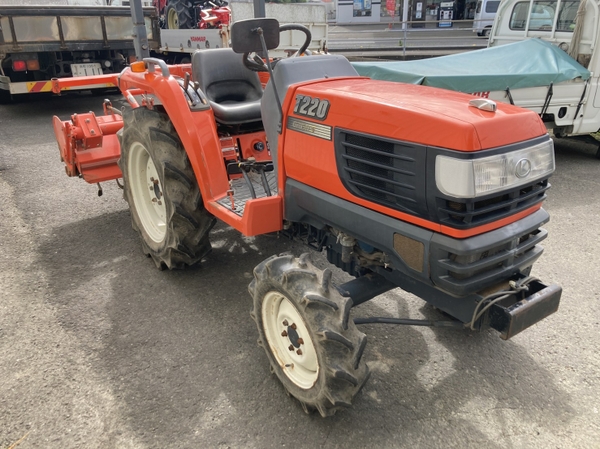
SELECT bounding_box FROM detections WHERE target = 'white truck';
[353,0,600,157]
[0,1,327,102]
[0,4,159,103]
[488,0,599,143]
[157,1,328,60]
[473,0,500,37]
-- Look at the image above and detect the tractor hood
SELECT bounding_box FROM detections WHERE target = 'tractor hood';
[289,78,547,151]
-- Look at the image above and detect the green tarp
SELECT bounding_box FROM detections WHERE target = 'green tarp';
[352,39,590,93]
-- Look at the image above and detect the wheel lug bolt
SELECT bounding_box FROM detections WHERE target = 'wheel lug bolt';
[157,201,162,205]
[281,330,288,337]
[153,179,159,185]
[290,323,297,330]
[296,349,302,355]
[282,320,289,326]
[297,338,304,345]
[152,198,157,202]
[288,345,294,351]
[150,177,154,182]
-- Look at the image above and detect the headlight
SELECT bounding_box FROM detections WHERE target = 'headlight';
[435,139,555,198]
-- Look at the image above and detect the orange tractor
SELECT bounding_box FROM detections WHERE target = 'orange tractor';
[53,18,562,417]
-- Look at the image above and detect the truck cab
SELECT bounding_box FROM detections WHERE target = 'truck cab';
[489,0,596,68]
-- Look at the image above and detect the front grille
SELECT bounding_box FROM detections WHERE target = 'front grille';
[336,130,551,231]
[430,226,547,296]
[436,179,551,228]
[336,130,427,215]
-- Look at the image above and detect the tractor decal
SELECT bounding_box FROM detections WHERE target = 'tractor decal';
[294,95,331,120]
[287,117,332,140]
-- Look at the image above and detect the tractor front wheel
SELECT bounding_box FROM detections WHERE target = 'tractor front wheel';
[166,0,193,29]
[249,254,370,417]
[118,107,215,269]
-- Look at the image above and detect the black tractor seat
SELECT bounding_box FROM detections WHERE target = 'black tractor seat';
[192,48,263,125]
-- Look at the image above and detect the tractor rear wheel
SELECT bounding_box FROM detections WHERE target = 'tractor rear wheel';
[249,253,370,417]
[166,0,193,29]
[118,107,215,269]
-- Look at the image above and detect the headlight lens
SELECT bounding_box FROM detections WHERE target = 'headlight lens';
[435,139,555,198]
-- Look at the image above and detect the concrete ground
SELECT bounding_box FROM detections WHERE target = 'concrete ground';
[1,92,599,449]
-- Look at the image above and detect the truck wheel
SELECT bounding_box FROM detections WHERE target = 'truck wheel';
[166,0,193,29]
[118,107,215,269]
[249,253,370,417]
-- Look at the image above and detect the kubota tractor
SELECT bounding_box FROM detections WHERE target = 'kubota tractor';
[52,18,562,417]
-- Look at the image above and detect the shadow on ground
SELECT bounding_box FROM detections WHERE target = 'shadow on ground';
[35,210,574,448]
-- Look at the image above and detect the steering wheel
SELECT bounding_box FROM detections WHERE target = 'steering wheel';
[243,24,312,72]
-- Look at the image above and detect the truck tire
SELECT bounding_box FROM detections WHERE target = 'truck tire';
[249,253,370,417]
[166,0,193,29]
[118,107,215,269]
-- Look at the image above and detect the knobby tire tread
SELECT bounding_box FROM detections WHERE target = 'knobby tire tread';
[166,0,193,29]
[118,107,215,269]
[249,253,370,417]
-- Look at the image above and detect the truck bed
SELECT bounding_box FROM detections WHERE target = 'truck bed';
[351,39,589,94]
[0,5,158,53]
[351,39,599,136]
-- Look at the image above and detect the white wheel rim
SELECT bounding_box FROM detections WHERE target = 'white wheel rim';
[168,9,178,28]
[128,141,167,243]
[262,291,319,389]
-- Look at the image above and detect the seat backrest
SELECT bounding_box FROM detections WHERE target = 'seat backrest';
[261,55,359,167]
[192,48,263,105]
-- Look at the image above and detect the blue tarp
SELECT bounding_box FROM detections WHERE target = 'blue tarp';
[352,39,590,93]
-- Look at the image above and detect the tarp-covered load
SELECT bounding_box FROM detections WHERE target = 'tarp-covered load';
[352,39,590,93]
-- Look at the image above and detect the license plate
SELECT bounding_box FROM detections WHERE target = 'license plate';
[71,63,103,77]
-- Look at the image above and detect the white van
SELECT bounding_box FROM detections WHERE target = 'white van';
[473,0,500,37]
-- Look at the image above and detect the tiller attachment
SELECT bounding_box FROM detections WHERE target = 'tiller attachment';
[53,101,124,184]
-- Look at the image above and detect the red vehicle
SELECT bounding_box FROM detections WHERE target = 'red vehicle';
[52,18,561,417]
[158,0,230,29]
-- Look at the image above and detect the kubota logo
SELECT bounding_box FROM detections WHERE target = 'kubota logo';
[190,36,207,42]
[515,158,532,178]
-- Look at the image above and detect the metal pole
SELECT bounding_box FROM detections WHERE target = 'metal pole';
[402,0,409,30]
[254,0,266,18]
[130,0,150,60]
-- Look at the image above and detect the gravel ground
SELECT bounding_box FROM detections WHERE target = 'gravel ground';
[1,92,599,449]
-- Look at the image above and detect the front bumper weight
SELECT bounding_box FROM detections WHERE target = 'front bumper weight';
[488,280,562,340]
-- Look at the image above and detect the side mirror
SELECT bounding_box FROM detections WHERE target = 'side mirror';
[230,18,280,54]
